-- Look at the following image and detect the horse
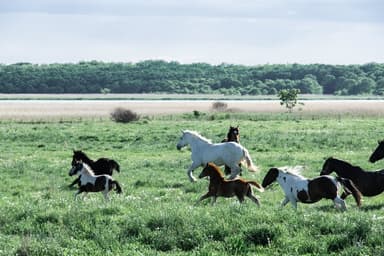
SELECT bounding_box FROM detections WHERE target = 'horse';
[221,126,240,175]
[321,157,384,197]
[221,126,240,144]
[197,163,263,205]
[176,130,258,182]
[369,140,384,163]
[69,162,122,201]
[69,150,120,187]
[262,166,361,210]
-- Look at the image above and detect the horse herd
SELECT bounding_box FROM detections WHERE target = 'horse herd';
[68,126,384,210]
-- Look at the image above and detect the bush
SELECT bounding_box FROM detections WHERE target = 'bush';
[111,108,139,123]
[211,101,228,112]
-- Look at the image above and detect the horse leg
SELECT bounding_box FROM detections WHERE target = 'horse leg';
[195,193,211,205]
[187,162,200,182]
[228,165,241,180]
[333,196,347,211]
[341,191,350,200]
[69,177,80,187]
[74,190,83,201]
[210,196,217,205]
[247,189,260,207]
[280,197,289,207]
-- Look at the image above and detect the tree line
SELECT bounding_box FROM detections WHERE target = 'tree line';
[0,60,383,95]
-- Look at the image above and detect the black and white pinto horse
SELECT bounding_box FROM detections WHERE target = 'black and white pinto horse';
[262,166,361,210]
[69,150,120,187]
[69,162,122,201]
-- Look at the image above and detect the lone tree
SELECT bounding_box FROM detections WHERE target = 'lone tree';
[277,89,303,112]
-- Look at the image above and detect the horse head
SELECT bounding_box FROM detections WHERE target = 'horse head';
[320,157,334,175]
[72,150,88,165]
[369,140,384,163]
[176,131,188,150]
[262,168,279,188]
[198,163,224,179]
[227,126,240,142]
[69,162,83,176]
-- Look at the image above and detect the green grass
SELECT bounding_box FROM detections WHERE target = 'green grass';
[1,112,384,255]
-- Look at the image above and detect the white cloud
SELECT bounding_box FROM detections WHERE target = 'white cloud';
[0,0,383,64]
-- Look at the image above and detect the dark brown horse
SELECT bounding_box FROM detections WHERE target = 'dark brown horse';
[321,157,384,198]
[197,163,263,205]
[69,150,120,187]
[221,126,240,175]
[369,140,384,163]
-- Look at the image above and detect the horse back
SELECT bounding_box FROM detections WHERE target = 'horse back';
[307,176,337,202]
[92,158,119,175]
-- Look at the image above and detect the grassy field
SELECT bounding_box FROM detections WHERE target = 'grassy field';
[1,111,384,255]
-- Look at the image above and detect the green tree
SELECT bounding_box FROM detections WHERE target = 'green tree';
[277,89,302,112]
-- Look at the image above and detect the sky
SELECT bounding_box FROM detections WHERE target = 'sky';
[0,0,383,65]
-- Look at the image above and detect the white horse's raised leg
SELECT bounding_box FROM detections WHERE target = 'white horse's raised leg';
[228,165,241,179]
[187,162,200,182]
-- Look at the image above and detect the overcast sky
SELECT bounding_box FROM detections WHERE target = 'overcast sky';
[0,0,383,65]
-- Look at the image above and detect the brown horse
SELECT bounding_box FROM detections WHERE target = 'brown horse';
[221,126,240,175]
[197,163,263,205]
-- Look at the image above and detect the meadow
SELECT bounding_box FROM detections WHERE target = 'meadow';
[1,111,384,255]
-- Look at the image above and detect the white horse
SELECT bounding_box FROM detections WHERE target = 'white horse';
[176,130,258,182]
[261,166,362,210]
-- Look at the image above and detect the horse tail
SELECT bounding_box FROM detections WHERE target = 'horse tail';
[337,177,362,207]
[248,181,264,192]
[242,148,259,172]
[111,160,120,172]
[112,180,123,194]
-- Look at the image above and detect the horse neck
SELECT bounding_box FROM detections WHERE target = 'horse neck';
[208,171,224,183]
[80,165,95,177]
[79,154,94,165]
[189,135,210,150]
[331,160,361,178]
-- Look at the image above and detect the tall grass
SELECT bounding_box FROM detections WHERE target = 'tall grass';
[0,113,384,255]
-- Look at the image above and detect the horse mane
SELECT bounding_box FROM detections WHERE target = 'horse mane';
[279,166,306,179]
[184,130,212,144]
[330,157,364,171]
[81,163,95,176]
[208,163,225,178]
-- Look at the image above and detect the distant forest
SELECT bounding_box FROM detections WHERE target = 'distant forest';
[1,61,383,95]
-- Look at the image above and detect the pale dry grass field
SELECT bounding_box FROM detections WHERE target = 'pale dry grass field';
[1,96,384,119]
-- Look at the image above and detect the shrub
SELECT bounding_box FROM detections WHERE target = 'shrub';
[111,108,139,123]
[211,101,228,112]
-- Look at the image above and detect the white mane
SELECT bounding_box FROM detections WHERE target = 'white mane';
[278,166,305,178]
[81,163,95,176]
[184,130,212,144]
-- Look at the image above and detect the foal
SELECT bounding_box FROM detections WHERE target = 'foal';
[197,163,263,205]
[69,162,122,201]
[69,150,120,187]
[262,167,361,210]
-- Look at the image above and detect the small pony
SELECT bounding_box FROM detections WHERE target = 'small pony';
[221,126,240,175]
[69,162,122,201]
[176,130,258,182]
[369,140,384,163]
[69,150,120,187]
[262,166,361,210]
[197,163,263,205]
